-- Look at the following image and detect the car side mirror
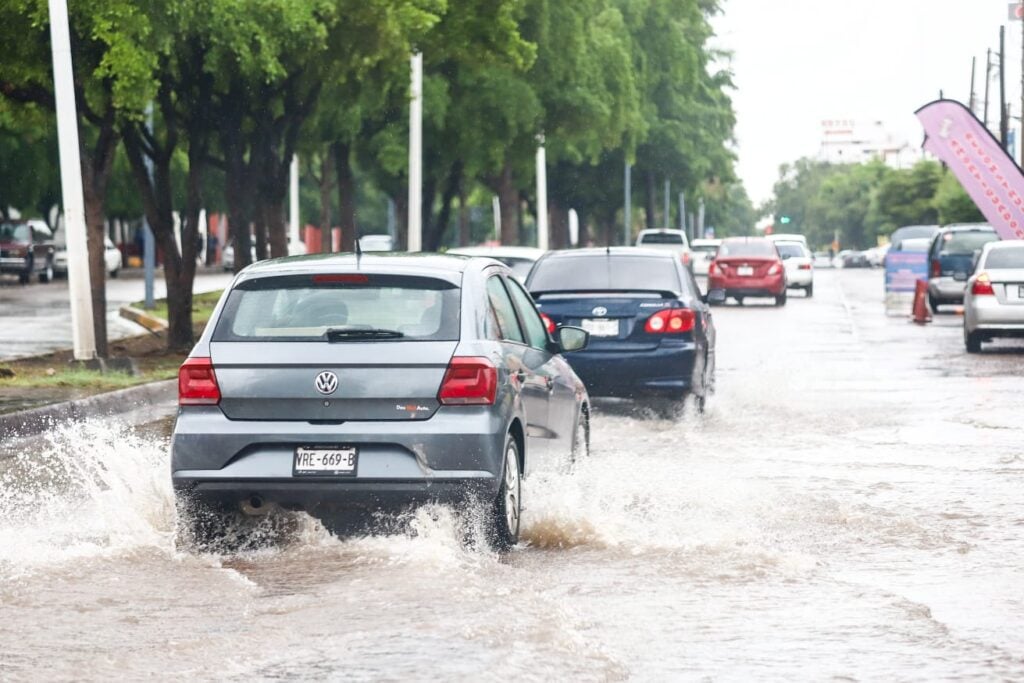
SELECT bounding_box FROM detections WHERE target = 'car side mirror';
[555,326,588,353]
[705,289,727,305]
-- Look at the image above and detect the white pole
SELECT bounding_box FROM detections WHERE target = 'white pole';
[48,0,95,360]
[535,139,549,250]
[289,154,300,247]
[568,209,579,247]
[491,195,501,242]
[407,53,423,252]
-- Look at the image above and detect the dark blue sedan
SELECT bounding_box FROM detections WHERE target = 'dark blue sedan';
[525,248,716,410]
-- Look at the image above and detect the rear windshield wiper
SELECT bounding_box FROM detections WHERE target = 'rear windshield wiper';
[325,327,405,342]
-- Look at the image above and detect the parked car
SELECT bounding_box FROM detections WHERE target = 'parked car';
[707,236,787,305]
[813,251,835,269]
[690,238,721,277]
[963,241,1024,352]
[886,225,939,265]
[0,220,55,283]
[768,233,808,248]
[840,250,872,268]
[446,245,545,282]
[359,234,395,251]
[926,223,999,311]
[864,244,890,267]
[635,229,693,269]
[171,253,590,550]
[54,236,122,278]
[525,247,715,410]
[775,241,814,296]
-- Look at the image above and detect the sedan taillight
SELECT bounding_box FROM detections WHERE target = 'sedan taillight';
[540,312,556,334]
[178,357,221,405]
[645,308,695,334]
[930,259,941,278]
[768,261,782,275]
[708,261,721,276]
[971,273,995,296]
[798,263,812,270]
[438,357,498,405]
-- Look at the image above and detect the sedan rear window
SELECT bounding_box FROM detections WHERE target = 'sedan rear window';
[639,233,684,245]
[984,246,1024,269]
[529,255,681,293]
[775,243,806,258]
[213,274,460,341]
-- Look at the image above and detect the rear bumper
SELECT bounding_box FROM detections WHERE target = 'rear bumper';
[709,274,785,296]
[786,270,813,287]
[928,277,966,302]
[564,342,696,398]
[0,257,29,273]
[965,296,1024,333]
[170,406,506,512]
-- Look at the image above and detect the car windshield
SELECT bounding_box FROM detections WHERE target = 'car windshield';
[718,240,776,257]
[692,244,718,254]
[775,243,805,258]
[529,255,681,293]
[0,223,31,242]
[639,233,684,244]
[985,246,1024,269]
[213,274,460,341]
[899,238,932,252]
[940,230,998,255]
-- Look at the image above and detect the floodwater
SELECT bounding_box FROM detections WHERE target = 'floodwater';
[2,269,1023,680]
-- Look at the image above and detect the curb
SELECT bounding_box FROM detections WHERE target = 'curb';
[0,379,176,439]
[119,305,168,333]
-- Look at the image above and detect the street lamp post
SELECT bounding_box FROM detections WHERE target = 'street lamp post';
[47,0,95,360]
[536,137,549,251]
[407,53,423,252]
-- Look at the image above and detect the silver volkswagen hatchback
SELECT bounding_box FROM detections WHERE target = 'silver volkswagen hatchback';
[171,253,590,549]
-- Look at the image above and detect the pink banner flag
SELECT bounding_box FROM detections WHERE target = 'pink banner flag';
[916,99,1024,240]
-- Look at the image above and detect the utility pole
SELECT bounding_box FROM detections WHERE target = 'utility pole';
[289,154,300,249]
[969,56,977,113]
[1001,26,1009,149]
[535,136,549,251]
[407,52,423,252]
[663,179,670,229]
[623,162,631,245]
[985,48,993,128]
[143,104,155,308]
[48,0,95,360]
[678,192,685,236]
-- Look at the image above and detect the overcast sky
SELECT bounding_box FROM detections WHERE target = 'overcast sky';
[713,0,1019,206]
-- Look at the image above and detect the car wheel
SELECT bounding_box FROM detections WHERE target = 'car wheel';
[569,405,590,466]
[109,268,119,279]
[488,435,521,551]
[805,283,814,297]
[735,296,744,306]
[39,259,53,283]
[775,291,787,306]
[965,329,983,353]
[928,294,941,313]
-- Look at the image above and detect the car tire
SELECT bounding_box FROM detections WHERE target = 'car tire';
[39,259,53,284]
[805,283,814,298]
[109,268,119,279]
[487,434,522,551]
[735,296,744,306]
[569,405,590,466]
[965,329,983,353]
[928,294,941,313]
[775,291,787,306]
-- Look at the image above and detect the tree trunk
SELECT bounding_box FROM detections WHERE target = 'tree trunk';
[493,164,518,246]
[458,180,470,247]
[333,142,357,252]
[317,150,334,253]
[223,128,253,272]
[265,197,288,258]
[425,163,460,252]
[78,119,117,358]
[644,170,657,230]
[394,194,408,250]
[548,198,569,249]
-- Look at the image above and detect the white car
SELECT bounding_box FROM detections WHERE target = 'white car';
[768,233,808,248]
[359,234,395,252]
[690,238,720,277]
[53,236,122,278]
[447,245,545,282]
[963,241,1024,352]
[775,240,814,296]
[635,229,693,269]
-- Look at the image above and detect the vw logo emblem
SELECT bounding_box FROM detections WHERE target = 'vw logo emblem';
[592,306,608,317]
[314,371,338,395]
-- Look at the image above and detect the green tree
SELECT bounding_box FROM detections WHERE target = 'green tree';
[933,171,984,225]
[867,160,942,237]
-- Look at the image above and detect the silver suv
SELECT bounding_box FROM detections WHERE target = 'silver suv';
[171,254,590,550]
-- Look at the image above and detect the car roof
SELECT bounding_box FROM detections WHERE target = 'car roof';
[982,240,1021,251]
[637,229,685,235]
[236,252,483,279]
[768,233,807,241]
[538,246,678,260]
[722,236,772,243]
[447,245,545,260]
[939,223,993,232]
[691,239,721,246]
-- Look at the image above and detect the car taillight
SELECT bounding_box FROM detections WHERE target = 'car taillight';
[178,357,221,405]
[930,259,941,278]
[681,252,691,266]
[768,262,782,275]
[644,308,695,334]
[438,357,497,405]
[540,312,556,334]
[798,263,812,270]
[708,261,720,276]
[972,273,995,296]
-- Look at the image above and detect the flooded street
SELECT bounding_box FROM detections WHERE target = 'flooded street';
[2,268,1023,680]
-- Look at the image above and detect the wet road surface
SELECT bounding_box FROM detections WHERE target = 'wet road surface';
[1,268,1023,680]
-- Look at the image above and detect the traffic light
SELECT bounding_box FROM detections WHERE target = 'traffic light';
[779,215,791,225]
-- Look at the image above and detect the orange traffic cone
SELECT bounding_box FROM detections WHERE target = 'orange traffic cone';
[912,279,931,324]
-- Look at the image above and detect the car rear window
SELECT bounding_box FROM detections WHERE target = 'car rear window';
[775,243,805,258]
[639,233,684,245]
[692,244,718,254]
[213,274,460,341]
[528,255,682,293]
[494,257,535,280]
[718,240,776,257]
[939,231,998,255]
[985,246,1024,269]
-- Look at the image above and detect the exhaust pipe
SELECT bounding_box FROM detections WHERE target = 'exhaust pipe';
[240,494,271,516]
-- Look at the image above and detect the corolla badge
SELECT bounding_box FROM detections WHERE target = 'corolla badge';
[591,306,608,316]
[314,371,339,395]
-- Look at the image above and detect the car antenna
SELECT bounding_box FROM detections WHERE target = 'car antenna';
[354,235,363,262]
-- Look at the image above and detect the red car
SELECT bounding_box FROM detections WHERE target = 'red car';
[707,237,787,306]
[1,220,55,284]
